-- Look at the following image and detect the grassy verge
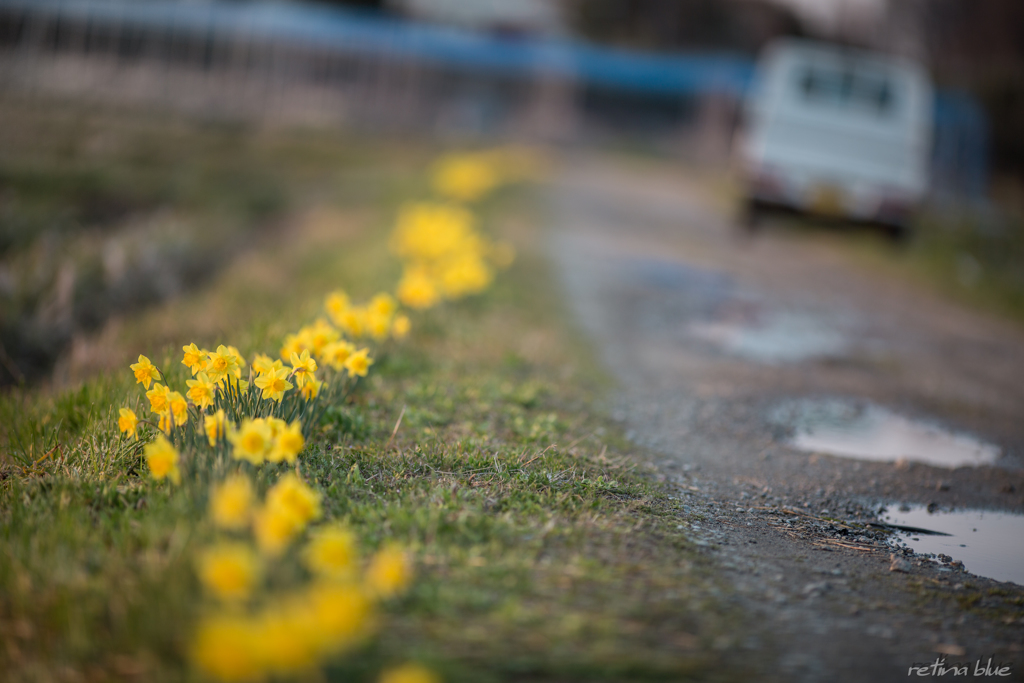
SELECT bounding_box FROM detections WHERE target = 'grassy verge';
[742,197,1024,327]
[0,105,745,682]
[788,200,1024,326]
[897,206,1024,324]
[0,96,424,385]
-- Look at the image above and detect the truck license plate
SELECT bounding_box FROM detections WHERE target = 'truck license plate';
[809,185,843,216]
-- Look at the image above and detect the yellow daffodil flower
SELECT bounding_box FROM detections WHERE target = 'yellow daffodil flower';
[167,390,188,427]
[130,354,161,389]
[204,409,229,447]
[379,663,441,683]
[263,417,285,440]
[144,435,180,484]
[146,383,170,415]
[397,267,440,310]
[432,152,500,202]
[191,614,263,682]
[209,474,253,530]
[306,582,373,654]
[302,525,357,580]
[206,345,239,384]
[253,503,302,557]
[254,367,293,402]
[251,597,320,675]
[365,545,412,598]
[338,307,367,339]
[186,371,216,411]
[306,319,339,358]
[300,376,322,401]
[181,343,206,376]
[390,202,475,262]
[343,348,373,378]
[440,252,492,298]
[321,340,355,371]
[366,311,391,341]
[289,349,317,388]
[225,346,246,379]
[392,314,411,340]
[268,420,304,464]
[117,407,138,439]
[196,542,261,602]
[228,418,272,465]
[266,474,321,526]
[325,289,350,325]
[251,353,279,376]
[279,333,307,363]
[369,292,397,317]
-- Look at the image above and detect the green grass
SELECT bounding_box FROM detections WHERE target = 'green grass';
[0,102,748,682]
[0,97,425,384]
[751,201,1024,327]
[899,207,1024,323]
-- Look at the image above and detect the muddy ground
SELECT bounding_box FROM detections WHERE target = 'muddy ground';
[545,156,1024,682]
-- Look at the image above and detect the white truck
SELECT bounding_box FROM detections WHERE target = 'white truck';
[736,39,933,239]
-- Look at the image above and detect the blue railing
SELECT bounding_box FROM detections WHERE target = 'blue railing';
[0,0,989,198]
[932,91,989,200]
[0,0,755,96]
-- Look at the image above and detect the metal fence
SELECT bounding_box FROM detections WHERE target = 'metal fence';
[0,0,753,143]
[0,0,990,197]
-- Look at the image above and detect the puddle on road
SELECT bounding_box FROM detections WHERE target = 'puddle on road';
[689,310,848,364]
[619,257,852,364]
[883,506,1024,586]
[771,399,1001,468]
[627,258,733,296]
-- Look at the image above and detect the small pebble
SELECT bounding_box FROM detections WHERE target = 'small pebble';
[889,554,912,573]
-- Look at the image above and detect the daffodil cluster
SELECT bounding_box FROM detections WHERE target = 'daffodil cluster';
[322,290,410,344]
[391,149,537,310]
[120,335,370,485]
[430,147,543,203]
[276,291,406,386]
[192,470,414,682]
[391,202,516,310]
[114,149,536,682]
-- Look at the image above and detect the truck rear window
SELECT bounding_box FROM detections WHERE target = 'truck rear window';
[797,66,895,115]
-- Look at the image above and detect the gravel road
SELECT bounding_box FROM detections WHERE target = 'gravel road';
[546,156,1024,682]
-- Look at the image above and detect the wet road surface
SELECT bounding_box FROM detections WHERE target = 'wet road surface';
[546,156,1024,682]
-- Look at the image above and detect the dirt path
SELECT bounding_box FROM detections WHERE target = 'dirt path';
[545,156,1024,682]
